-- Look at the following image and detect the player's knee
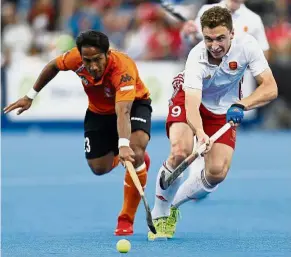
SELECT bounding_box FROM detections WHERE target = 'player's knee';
[207,160,230,183]
[88,161,111,176]
[131,144,145,168]
[170,141,191,167]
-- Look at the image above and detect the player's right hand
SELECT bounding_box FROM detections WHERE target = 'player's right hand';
[196,129,213,154]
[3,96,33,115]
[119,146,135,164]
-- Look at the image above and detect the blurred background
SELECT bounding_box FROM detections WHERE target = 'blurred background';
[1,0,291,130]
[1,2,291,256]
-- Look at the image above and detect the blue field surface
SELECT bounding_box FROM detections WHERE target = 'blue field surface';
[2,130,291,257]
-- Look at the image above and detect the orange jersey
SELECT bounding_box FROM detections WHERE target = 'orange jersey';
[55,47,150,114]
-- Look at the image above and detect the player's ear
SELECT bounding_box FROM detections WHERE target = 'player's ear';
[230,29,234,40]
[105,49,110,59]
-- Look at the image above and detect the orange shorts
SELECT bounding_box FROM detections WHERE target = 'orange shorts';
[166,89,236,149]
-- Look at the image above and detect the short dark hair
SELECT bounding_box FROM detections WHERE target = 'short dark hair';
[76,30,110,54]
[201,6,233,31]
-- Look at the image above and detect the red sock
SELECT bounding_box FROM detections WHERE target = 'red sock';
[118,164,147,223]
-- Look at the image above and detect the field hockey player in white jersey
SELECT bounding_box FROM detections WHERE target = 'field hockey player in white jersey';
[148,6,278,241]
[182,0,269,58]
[181,0,271,206]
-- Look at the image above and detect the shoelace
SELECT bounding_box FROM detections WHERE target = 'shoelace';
[167,209,181,228]
[157,217,167,232]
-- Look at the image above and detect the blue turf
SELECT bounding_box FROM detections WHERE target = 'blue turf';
[2,130,291,257]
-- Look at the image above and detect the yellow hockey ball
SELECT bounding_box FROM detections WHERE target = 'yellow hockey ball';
[116,239,131,253]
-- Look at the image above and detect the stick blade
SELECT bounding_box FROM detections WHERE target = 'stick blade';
[142,196,157,234]
[146,213,157,234]
[159,170,169,190]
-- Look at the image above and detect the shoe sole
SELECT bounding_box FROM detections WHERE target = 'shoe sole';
[114,232,133,236]
[147,236,168,241]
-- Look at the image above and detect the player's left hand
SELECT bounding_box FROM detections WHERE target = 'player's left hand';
[226,104,245,126]
[119,146,135,164]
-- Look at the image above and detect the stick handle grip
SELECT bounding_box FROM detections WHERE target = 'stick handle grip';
[196,123,232,155]
[160,1,187,22]
[125,161,144,197]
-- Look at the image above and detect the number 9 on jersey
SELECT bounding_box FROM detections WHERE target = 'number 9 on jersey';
[171,106,182,117]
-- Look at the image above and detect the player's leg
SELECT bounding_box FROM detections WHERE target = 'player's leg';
[172,144,233,208]
[84,109,119,175]
[149,94,194,240]
[187,139,206,200]
[167,105,236,238]
[151,122,194,217]
[204,143,233,186]
[166,143,233,239]
[148,122,193,240]
[115,99,152,236]
[172,105,236,207]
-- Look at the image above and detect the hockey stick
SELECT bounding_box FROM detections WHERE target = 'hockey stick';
[125,161,157,234]
[159,123,231,190]
[156,0,187,22]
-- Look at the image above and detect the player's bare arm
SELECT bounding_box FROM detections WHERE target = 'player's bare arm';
[3,59,59,115]
[237,68,278,110]
[32,59,60,92]
[115,100,135,163]
[185,88,212,153]
[184,88,203,132]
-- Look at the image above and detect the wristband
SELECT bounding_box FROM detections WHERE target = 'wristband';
[230,103,246,110]
[118,138,130,148]
[26,88,39,100]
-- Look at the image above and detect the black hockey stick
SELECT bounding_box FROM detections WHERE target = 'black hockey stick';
[160,123,231,190]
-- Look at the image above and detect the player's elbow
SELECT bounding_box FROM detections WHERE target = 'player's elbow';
[265,82,278,102]
[270,85,278,100]
[115,101,132,117]
[263,73,278,101]
[116,106,130,116]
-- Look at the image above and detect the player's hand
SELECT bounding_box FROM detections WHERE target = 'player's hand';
[226,104,245,127]
[3,96,33,115]
[196,129,213,154]
[119,146,135,164]
[181,20,197,37]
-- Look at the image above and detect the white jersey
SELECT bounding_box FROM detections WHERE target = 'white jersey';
[183,34,269,114]
[194,1,269,51]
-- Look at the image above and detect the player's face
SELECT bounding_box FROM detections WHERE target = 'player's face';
[203,25,234,60]
[81,46,108,80]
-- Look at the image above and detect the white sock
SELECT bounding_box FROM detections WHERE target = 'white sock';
[172,156,218,208]
[151,162,184,219]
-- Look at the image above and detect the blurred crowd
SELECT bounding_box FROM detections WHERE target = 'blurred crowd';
[1,0,291,128]
[1,0,193,63]
[3,0,290,62]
